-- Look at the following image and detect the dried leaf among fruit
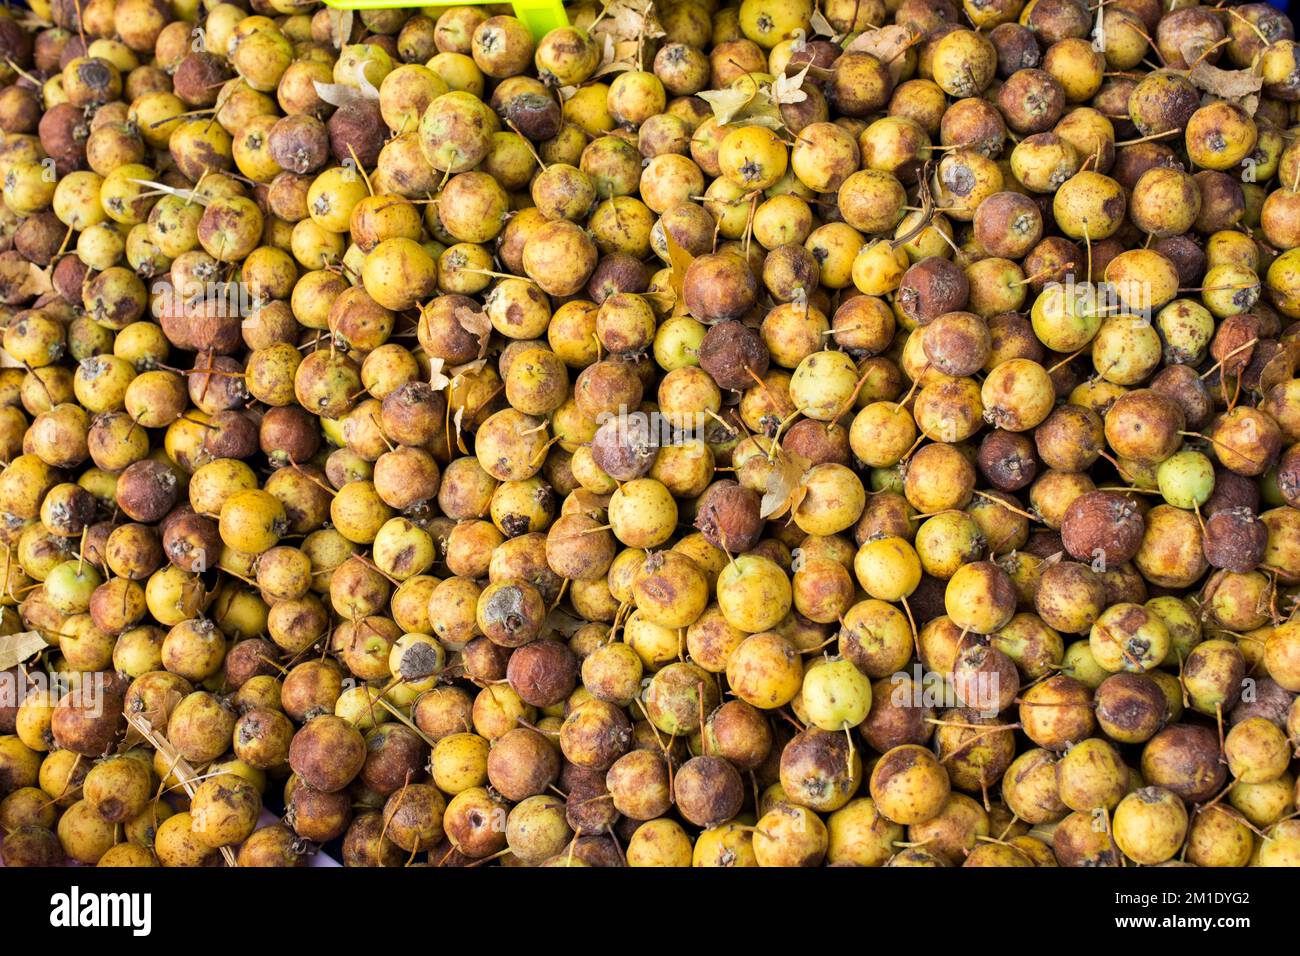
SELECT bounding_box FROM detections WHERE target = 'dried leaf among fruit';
[1180,40,1263,114]
[0,631,46,671]
[760,450,812,520]
[770,63,812,105]
[454,305,492,359]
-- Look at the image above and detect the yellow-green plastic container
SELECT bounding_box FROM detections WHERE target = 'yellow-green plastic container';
[322,0,569,39]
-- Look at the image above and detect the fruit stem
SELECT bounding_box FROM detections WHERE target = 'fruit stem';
[1187,36,1230,72]
[1046,347,1087,374]
[973,489,1041,523]
[288,460,337,497]
[901,595,919,661]
[1112,130,1180,147]
[1198,337,1259,380]
[1009,268,1054,288]
[506,120,548,171]
[1180,430,1266,467]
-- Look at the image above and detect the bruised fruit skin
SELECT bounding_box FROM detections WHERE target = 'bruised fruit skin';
[1141,724,1228,805]
[898,257,970,326]
[506,640,577,707]
[683,254,758,323]
[694,480,763,551]
[675,755,745,826]
[1060,491,1144,567]
[1094,673,1166,745]
[779,728,862,813]
[698,320,770,391]
[288,716,366,793]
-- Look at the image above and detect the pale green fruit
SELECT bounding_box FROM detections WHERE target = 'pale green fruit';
[801,658,872,731]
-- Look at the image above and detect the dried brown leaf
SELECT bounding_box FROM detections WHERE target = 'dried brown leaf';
[594,0,666,43]
[1190,61,1263,100]
[328,8,354,52]
[594,58,635,78]
[663,223,695,318]
[844,25,921,84]
[546,607,588,638]
[312,79,378,109]
[1250,343,1295,395]
[0,631,46,671]
[760,451,812,520]
[1181,40,1263,112]
[429,357,451,392]
[22,263,53,299]
[123,686,184,748]
[454,305,492,359]
[698,86,756,126]
[700,81,788,131]
[592,29,635,77]
[809,7,838,40]
[771,63,812,105]
[452,406,469,454]
[450,358,488,378]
